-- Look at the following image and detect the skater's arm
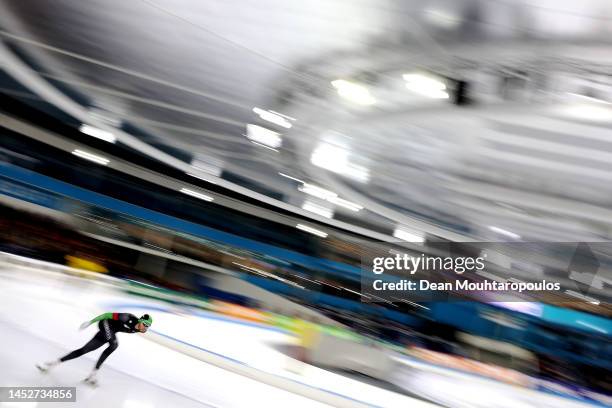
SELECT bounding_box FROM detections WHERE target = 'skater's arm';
[90,312,116,324]
[79,312,119,329]
[94,312,134,323]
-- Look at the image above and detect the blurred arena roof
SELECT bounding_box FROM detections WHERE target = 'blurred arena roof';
[2,0,612,243]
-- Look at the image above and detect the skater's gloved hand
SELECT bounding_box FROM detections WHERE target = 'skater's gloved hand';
[79,321,91,330]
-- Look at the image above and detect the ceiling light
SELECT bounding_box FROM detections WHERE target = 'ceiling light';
[250,140,279,152]
[393,227,425,243]
[245,124,282,148]
[311,142,370,183]
[403,73,449,99]
[71,149,109,165]
[566,93,611,105]
[327,196,363,211]
[79,124,116,143]
[278,172,304,183]
[331,79,376,106]
[302,200,333,218]
[269,110,296,120]
[564,104,612,122]
[296,182,363,212]
[180,188,213,202]
[296,224,328,238]
[488,226,521,240]
[424,8,461,29]
[299,183,338,200]
[253,107,293,128]
[190,155,223,177]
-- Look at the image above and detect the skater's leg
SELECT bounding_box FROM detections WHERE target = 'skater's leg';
[83,337,118,386]
[59,332,106,363]
[38,331,105,372]
[94,337,118,369]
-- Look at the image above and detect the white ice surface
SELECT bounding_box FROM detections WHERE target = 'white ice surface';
[0,268,335,408]
[2,264,597,408]
[0,266,437,408]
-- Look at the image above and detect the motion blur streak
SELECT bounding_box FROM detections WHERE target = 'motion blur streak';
[0,1,611,407]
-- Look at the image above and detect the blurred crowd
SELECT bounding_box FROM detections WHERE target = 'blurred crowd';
[0,200,609,395]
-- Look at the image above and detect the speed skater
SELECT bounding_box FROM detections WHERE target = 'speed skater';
[37,312,153,385]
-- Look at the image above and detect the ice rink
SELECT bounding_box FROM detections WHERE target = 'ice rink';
[0,258,606,408]
[0,260,439,408]
[0,270,326,408]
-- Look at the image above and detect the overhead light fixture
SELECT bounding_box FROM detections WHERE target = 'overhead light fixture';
[327,196,363,212]
[302,200,333,219]
[403,73,449,99]
[563,104,612,122]
[250,140,279,152]
[488,226,521,240]
[331,79,376,106]
[278,172,304,183]
[424,8,461,29]
[311,142,370,183]
[296,224,328,238]
[296,181,363,212]
[180,188,214,202]
[299,183,338,200]
[71,149,110,165]
[393,227,425,243]
[253,107,293,129]
[269,110,296,120]
[79,124,116,143]
[190,155,223,177]
[566,93,611,105]
[245,124,282,149]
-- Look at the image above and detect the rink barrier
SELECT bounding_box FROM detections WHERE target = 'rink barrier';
[146,330,436,408]
[0,251,359,339]
[0,252,365,351]
[0,251,211,309]
[121,294,609,408]
[0,251,124,287]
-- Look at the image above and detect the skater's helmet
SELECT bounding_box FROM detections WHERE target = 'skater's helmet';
[139,314,153,327]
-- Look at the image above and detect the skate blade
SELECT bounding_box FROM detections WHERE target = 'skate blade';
[82,379,99,388]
